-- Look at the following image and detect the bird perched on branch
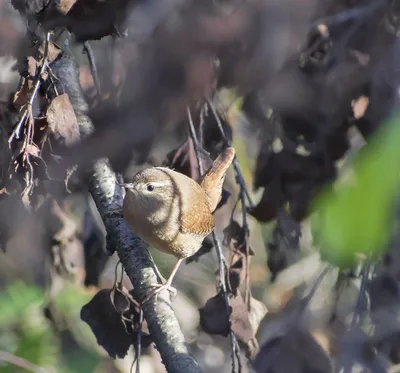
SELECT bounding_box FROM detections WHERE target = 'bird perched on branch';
[121,146,235,302]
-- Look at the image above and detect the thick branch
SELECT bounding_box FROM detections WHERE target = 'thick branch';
[51,50,202,372]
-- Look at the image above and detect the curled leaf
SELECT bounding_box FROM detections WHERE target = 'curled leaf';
[222,219,254,255]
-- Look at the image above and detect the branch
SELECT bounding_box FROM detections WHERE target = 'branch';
[0,351,50,373]
[52,48,202,372]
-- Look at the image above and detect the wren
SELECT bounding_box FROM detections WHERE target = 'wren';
[121,147,235,302]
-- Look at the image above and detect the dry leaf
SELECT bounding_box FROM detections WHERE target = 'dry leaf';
[222,219,254,255]
[39,41,62,64]
[81,287,152,359]
[81,288,135,359]
[199,291,254,345]
[26,143,40,157]
[352,96,369,119]
[46,93,80,146]
[27,56,38,77]
[57,0,77,14]
[13,77,31,108]
[163,138,213,182]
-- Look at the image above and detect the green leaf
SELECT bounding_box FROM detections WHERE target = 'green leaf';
[312,117,400,267]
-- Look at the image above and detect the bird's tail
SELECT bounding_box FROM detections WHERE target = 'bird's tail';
[200,147,235,212]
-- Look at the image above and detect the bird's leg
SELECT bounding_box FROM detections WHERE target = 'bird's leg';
[142,258,184,304]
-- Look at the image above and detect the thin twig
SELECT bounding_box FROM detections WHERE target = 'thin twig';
[205,96,254,209]
[313,1,384,28]
[205,97,253,309]
[296,263,331,318]
[9,32,51,145]
[83,41,102,98]
[0,351,50,373]
[187,107,204,175]
[187,107,242,373]
[350,261,371,328]
[240,188,251,309]
[136,308,144,373]
[341,260,371,373]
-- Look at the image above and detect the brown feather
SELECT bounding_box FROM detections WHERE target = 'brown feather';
[166,170,215,236]
[200,147,235,212]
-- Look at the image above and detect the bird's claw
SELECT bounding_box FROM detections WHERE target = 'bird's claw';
[142,283,177,304]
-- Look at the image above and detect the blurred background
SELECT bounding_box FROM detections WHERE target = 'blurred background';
[1,0,400,372]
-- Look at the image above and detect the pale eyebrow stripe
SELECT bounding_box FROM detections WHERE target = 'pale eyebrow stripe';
[148,181,169,188]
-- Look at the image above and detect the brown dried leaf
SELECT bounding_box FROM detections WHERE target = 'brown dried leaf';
[26,143,40,157]
[352,96,369,119]
[27,56,38,77]
[39,41,62,64]
[230,292,253,344]
[13,77,30,108]
[222,219,254,255]
[57,0,77,14]
[248,297,268,337]
[46,93,80,146]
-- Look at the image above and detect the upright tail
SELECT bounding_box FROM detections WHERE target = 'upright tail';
[200,147,235,212]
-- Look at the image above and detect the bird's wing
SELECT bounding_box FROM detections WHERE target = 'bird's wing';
[173,172,215,236]
[200,147,235,212]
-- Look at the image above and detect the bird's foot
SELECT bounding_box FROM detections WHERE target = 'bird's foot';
[142,282,177,304]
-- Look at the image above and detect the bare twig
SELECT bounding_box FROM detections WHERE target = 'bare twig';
[240,189,251,309]
[187,107,242,373]
[83,41,102,98]
[205,96,254,209]
[136,308,144,373]
[187,107,204,175]
[0,351,50,373]
[341,260,372,373]
[349,260,371,329]
[205,97,253,308]
[9,32,51,145]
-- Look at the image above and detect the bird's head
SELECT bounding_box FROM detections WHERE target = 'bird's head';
[120,167,176,212]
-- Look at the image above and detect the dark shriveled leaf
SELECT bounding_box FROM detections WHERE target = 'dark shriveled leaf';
[248,177,284,222]
[222,219,254,255]
[163,138,212,183]
[199,292,231,337]
[80,288,133,359]
[199,291,253,344]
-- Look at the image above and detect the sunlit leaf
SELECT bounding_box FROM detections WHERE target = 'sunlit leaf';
[312,117,400,267]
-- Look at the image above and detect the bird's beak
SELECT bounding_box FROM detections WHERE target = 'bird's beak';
[119,182,135,190]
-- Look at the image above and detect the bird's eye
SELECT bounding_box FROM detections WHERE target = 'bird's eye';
[146,184,155,192]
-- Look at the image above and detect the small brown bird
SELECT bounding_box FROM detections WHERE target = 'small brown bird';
[121,147,235,302]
